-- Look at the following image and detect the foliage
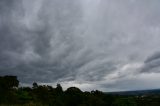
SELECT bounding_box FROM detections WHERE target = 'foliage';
[0,76,160,106]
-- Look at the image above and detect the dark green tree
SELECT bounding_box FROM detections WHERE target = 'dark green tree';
[32,82,38,89]
[55,83,63,93]
[0,76,19,89]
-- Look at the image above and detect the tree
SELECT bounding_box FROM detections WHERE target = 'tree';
[32,82,38,89]
[113,97,137,106]
[0,76,19,89]
[55,84,63,93]
[64,87,83,106]
[0,76,19,104]
[65,87,82,94]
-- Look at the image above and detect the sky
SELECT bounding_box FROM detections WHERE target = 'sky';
[1,0,160,92]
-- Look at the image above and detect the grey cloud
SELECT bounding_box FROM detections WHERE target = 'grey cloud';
[0,0,111,84]
[1,0,160,91]
[145,52,160,63]
[0,0,85,83]
[141,52,160,73]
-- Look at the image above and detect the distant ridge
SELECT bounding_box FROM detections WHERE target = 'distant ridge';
[105,89,160,95]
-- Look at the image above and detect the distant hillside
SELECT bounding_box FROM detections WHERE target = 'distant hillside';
[106,89,160,95]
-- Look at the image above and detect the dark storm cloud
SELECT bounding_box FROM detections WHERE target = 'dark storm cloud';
[141,52,160,73]
[0,0,84,82]
[0,0,113,84]
[0,0,26,68]
[145,52,160,63]
[1,0,160,91]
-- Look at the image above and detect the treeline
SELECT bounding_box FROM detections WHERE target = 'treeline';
[0,76,160,106]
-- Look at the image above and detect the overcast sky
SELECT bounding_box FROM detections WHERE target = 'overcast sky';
[1,0,160,91]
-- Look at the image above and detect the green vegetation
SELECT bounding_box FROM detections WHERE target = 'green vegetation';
[0,76,160,106]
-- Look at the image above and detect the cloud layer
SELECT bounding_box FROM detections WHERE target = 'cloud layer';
[1,0,160,91]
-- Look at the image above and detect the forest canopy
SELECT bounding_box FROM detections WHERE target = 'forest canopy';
[0,75,159,106]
